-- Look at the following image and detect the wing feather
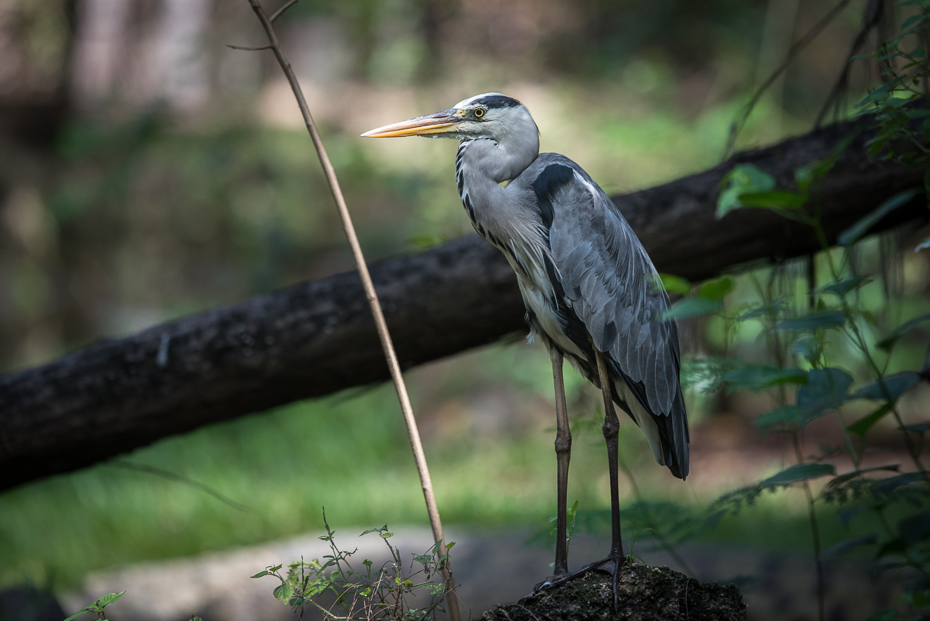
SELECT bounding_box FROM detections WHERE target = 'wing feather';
[539,156,689,478]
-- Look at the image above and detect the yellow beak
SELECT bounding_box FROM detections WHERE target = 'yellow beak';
[361,110,463,138]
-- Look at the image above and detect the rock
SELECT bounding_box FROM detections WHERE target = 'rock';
[483,563,746,621]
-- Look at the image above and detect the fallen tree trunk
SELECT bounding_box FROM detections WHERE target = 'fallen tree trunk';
[0,114,926,491]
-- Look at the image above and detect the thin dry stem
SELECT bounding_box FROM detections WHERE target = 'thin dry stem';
[237,2,460,619]
[226,43,273,51]
[269,0,298,23]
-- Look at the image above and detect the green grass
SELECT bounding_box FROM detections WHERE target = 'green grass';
[0,344,604,591]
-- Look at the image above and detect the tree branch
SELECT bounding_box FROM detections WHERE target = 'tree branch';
[0,113,926,491]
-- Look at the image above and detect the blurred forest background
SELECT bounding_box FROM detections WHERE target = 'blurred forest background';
[1,0,929,616]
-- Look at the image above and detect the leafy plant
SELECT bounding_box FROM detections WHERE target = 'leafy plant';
[63,591,126,621]
[690,136,929,618]
[252,512,453,620]
[854,1,930,168]
[63,591,203,621]
[689,20,930,606]
[854,0,930,255]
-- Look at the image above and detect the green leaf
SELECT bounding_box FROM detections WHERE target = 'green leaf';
[790,334,822,362]
[817,276,871,298]
[838,188,923,246]
[717,164,776,218]
[848,402,895,436]
[775,311,846,332]
[819,534,877,560]
[795,165,816,194]
[64,607,96,621]
[64,592,127,621]
[900,13,929,29]
[856,81,897,108]
[827,465,901,489]
[754,405,804,431]
[855,90,885,109]
[662,297,721,320]
[698,276,735,300]
[360,525,387,536]
[273,583,294,601]
[251,570,271,578]
[657,273,691,295]
[854,372,921,402]
[97,591,126,607]
[877,313,930,350]
[405,234,445,250]
[737,297,789,321]
[734,190,807,209]
[797,367,854,422]
[871,472,928,497]
[723,366,807,392]
[761,463,835,487]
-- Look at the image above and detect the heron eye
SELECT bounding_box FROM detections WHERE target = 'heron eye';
[473,108,486,118]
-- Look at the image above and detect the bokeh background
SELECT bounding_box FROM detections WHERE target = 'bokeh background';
[1,0,929,619]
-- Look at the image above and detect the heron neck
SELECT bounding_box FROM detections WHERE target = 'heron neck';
[456,135,537,218]
[455,136,548,283]
[457,132,538,184]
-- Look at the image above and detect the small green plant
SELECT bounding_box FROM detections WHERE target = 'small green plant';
[547,499,579,570]
[63,591,125,621]
[624,529,647,565]
[252,512,453,620]
[64,592,203,621]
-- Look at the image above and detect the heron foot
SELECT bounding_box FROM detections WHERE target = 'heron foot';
[534,554,626,612]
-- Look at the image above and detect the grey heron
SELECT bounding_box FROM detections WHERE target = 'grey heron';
[362,93,689,597]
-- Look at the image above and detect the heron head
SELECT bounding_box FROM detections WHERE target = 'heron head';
[361,93,537,143]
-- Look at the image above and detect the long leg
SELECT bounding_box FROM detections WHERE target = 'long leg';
[535,349,624,609]
[550,347,572,576]
[594,348,623,610]
[594,349,623,560]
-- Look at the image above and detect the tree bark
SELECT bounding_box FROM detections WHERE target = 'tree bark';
[0,114,926,491]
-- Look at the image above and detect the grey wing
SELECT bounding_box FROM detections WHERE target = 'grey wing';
[545,162,689,477]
